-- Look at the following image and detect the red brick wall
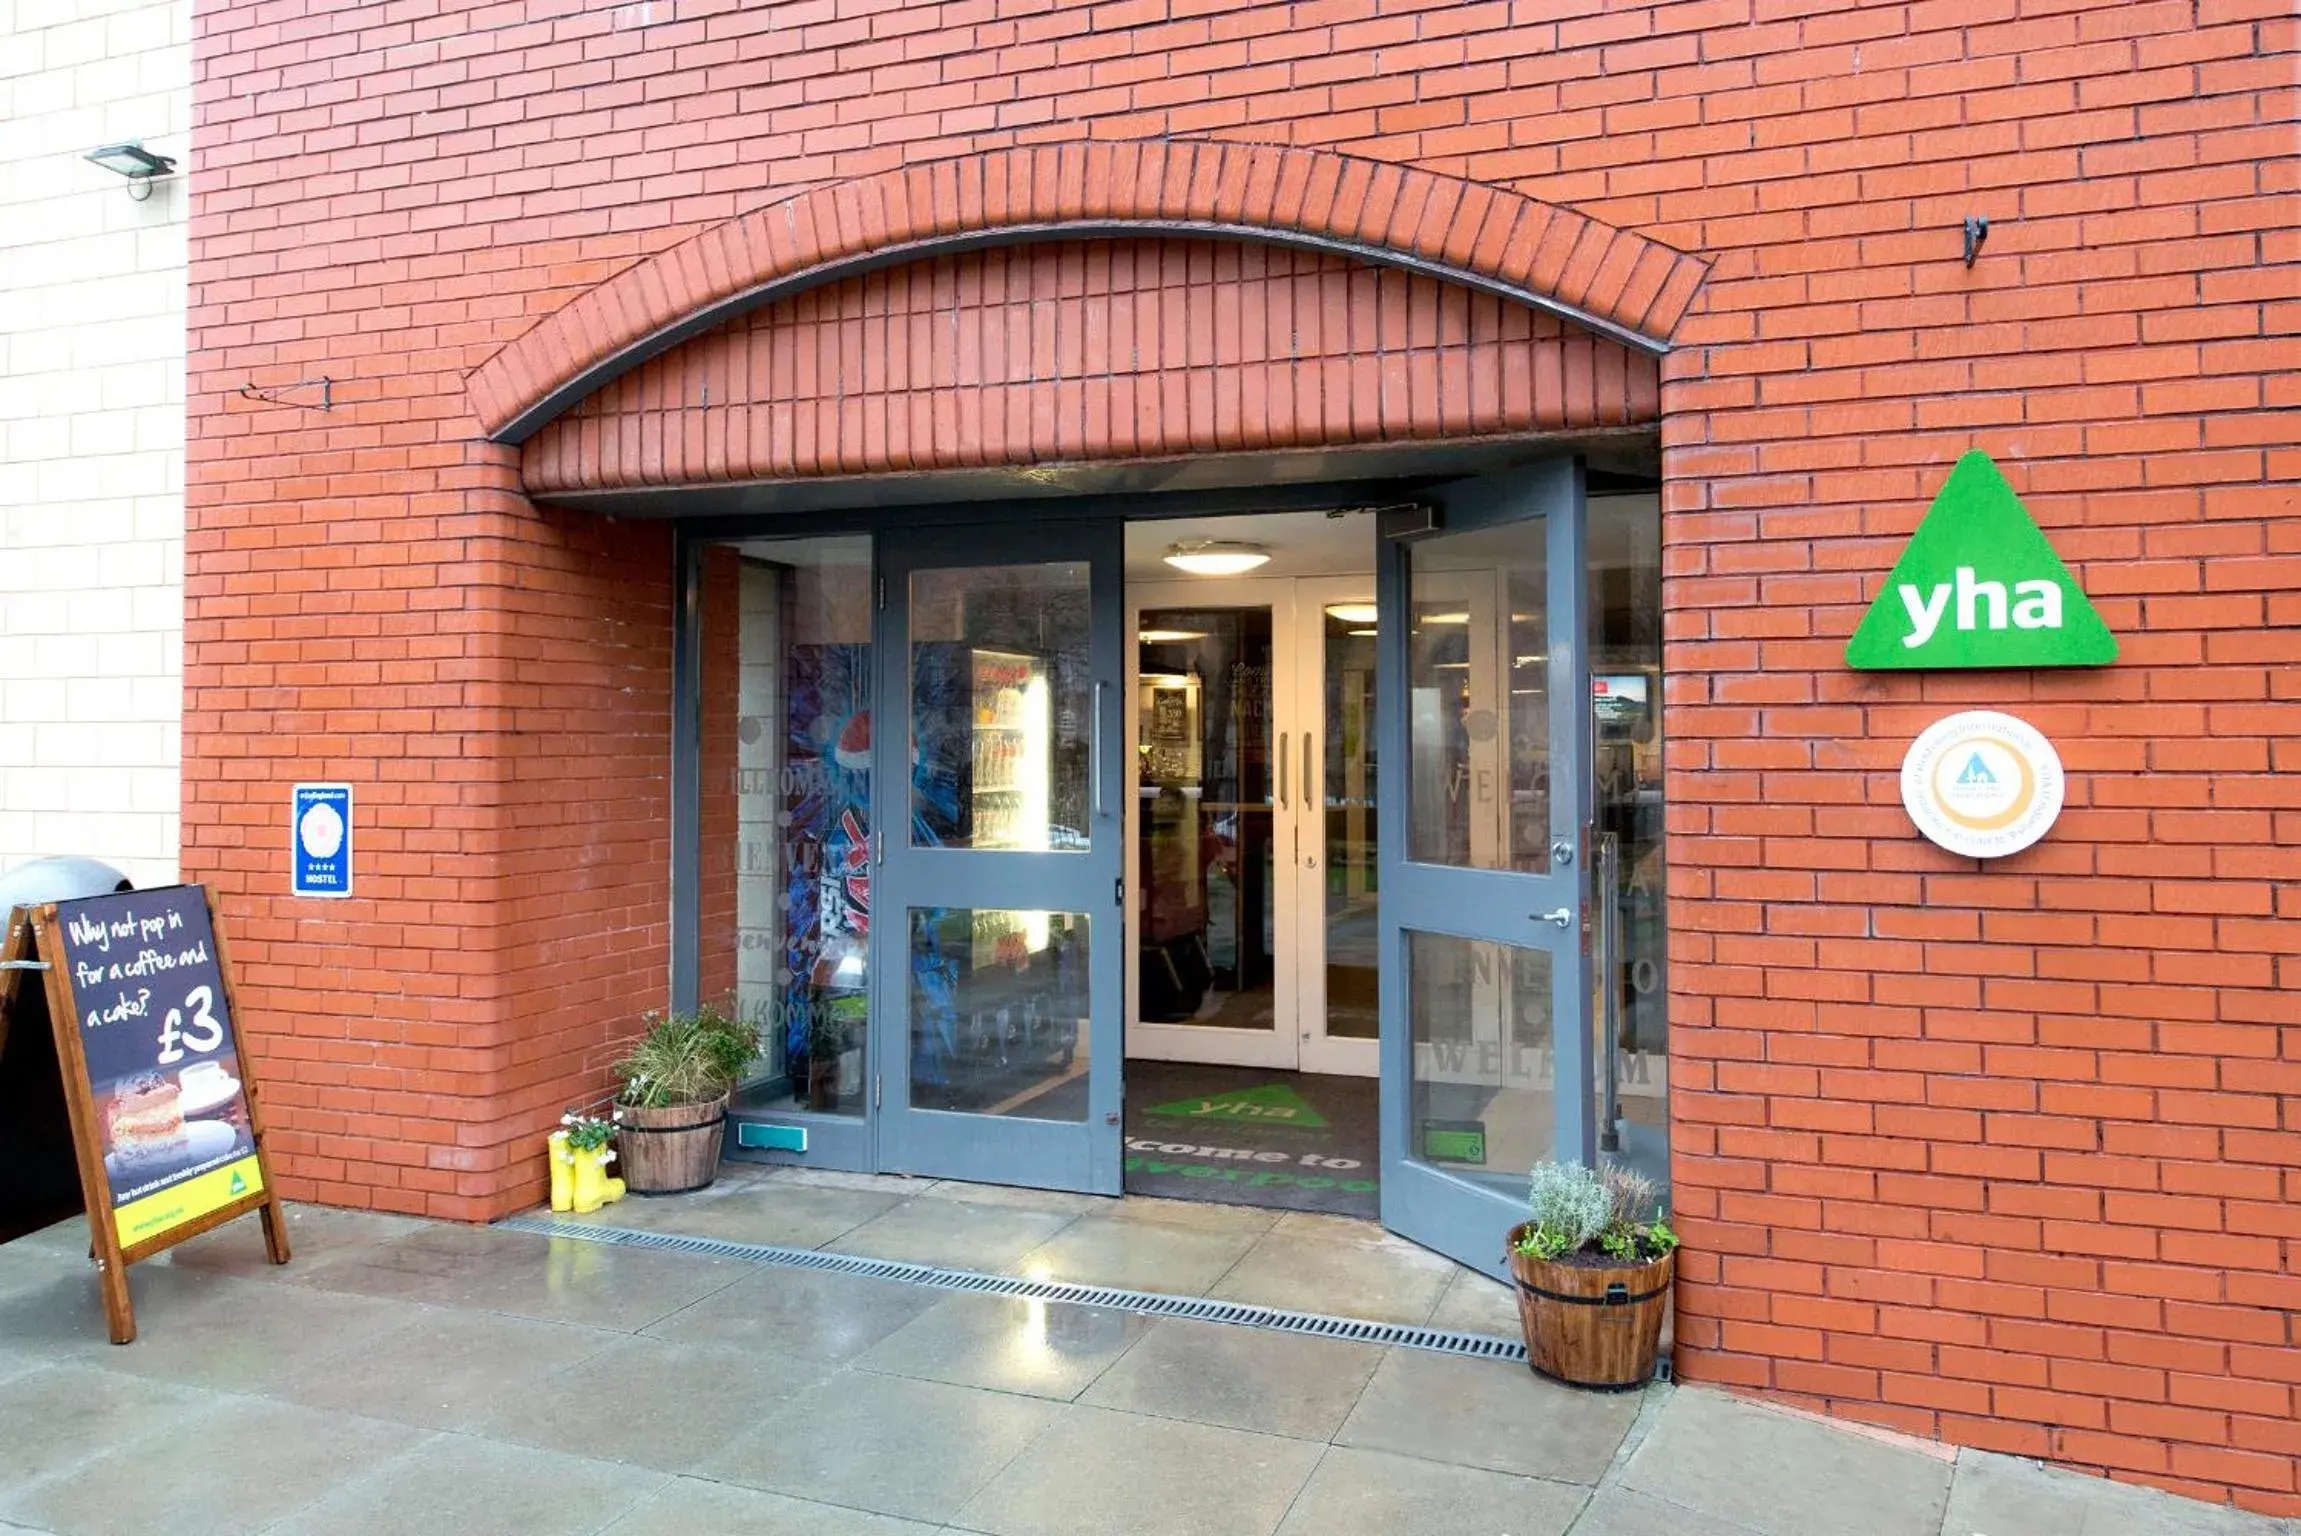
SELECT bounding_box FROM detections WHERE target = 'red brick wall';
[187,0,2297,1508]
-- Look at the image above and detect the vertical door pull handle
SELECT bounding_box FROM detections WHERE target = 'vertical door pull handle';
[1092,679,1107,819]
[1278,731,1289,811]
[1302,730,1314,812]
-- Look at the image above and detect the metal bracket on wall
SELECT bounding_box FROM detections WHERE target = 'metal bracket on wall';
[1961,215,1990,267]
[238,376,333,412]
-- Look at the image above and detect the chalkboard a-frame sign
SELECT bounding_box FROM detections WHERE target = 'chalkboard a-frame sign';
[0,885,290,1343]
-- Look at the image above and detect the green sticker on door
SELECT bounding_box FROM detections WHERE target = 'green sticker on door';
[1845,451,2116,670]
[1145,1082,1328,1128]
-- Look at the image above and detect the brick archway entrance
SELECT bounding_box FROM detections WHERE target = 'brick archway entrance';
[467,139,1708,452]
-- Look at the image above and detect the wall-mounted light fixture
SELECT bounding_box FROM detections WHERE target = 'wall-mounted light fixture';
[85,142,178,201]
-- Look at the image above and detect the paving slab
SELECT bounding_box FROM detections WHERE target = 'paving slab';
[1617,1387,1952,1536]
[1079,1316,1384,1441]
[267,1305,623,1431]
[80,1274,408,1395]
[0,1243,72,1304]
[951,1402,1324,1536]
[158,1203,426,1284]
[3,1393,424,1536]
[1942,1448,2299,1536]
[1426,1268,1523,1337]
[1565,1486,1770,1535]
[601,1476,941,1535]
[572,1183,905,1248]
[699,1366,1060,1524]
[0,1363,219,1493]
[833,1197,1080,1271]
[0,1255,231,1359]
[1011,1214,1261,1294]
[1274,1444,1589,1536]
[266,1433,666,1536]
[641,1264,937,1362]
[289,1223,563,1308]
[1094,1195,1286,1237]
[854,1290,1152,1400]
[465,1332,832,1474]
[1211,1224,1455,1325]
[917,1179,1112,1219]
[1336,1348,1641,1484]
[451,1237,752,1332]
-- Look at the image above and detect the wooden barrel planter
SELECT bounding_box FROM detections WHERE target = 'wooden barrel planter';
[1505,1221,1674,1391]
[616,1093,729,1195]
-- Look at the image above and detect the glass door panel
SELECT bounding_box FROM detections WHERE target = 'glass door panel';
[1589,495,1670,1198]
[1407,930,1554,1190]
[877,525,1123,1195]
[1378,461,1592,1280]
[1295,578,1380,1076]
[697,534,877,1170]
[1124,582,1297,1071]
[909,563,1094,853]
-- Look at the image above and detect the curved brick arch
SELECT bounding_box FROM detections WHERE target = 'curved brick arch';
[468,140,1709,445]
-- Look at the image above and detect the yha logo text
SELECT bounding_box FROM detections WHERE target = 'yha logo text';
[1897,567,2063,649]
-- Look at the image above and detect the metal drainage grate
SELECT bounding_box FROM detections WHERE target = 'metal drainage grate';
[495,1213,1528,1363]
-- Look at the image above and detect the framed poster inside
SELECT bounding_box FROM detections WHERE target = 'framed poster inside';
[0,885,290,1343]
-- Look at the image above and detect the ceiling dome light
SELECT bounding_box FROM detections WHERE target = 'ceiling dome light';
[1324,603,1379,625]
[1164,540,1269,577]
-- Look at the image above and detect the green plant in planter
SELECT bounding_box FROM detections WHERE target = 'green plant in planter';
[613,1002,763,1109]
[559,1111,616,1153]
[1514,1160,1680,1264]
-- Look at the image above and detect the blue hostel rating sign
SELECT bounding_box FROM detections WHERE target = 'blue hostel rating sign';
[291,783,352,898]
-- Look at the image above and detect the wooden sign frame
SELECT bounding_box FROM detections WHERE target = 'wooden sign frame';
[0,888,289,1343]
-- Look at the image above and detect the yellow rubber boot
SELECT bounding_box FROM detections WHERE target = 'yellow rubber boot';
[600,1149,626,1206]
[548,1131,574,1212]
[571,1144,610,1213]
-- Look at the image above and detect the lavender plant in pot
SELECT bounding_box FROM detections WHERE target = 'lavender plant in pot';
[610,1002,761,1195]
[1506,1161,1678,1390]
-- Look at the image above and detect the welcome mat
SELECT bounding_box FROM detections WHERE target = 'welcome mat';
[1123,1061,1378,1218]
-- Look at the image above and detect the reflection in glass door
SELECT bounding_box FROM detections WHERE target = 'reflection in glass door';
[1378,461,1593,1280]
[1124,575,1383,1077]
[1125,582,1296,1070]
[1294,578,1380,1076]
[876,525,1124,1194]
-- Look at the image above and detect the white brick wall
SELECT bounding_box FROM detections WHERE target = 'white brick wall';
[0,0,188,888]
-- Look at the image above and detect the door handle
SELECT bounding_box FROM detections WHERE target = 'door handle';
[1538,908,1573,929]
[1093,680,1107,820]
[1302,730,1314,812]
[1278,731,1289,811]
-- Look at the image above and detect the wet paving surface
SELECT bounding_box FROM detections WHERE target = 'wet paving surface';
[551,1164,1516,1334]
[0,1195,2289,1535]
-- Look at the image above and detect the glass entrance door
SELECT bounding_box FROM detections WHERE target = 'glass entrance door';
[1376,461,1594,1279]
[1292,578,1381,1078]
[1125,576,1382,1078]
[874,523,1125,1194]
[1126,580,1297,1070]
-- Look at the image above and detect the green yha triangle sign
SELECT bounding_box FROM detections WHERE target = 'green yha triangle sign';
[1846,451,2116,670]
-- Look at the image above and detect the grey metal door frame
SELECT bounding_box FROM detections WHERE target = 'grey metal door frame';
[871,521,1126,1195]
[1376,458,1595,1280]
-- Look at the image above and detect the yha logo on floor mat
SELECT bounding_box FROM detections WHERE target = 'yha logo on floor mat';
[1144,1083,1329,1128]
